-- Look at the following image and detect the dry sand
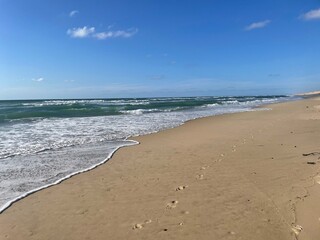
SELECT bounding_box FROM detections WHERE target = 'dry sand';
[1,97,320,240]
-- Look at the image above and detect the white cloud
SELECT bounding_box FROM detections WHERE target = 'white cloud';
[69,10,79,17]
[245,20,271,31]
[32,77,44,82]
[67,26,138,40]
[94,32,113,39]
[93,28,138,40]
[301,8,320,20]
[67,26,95,38]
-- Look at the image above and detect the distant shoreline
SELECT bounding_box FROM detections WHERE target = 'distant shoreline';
[296,90,320,97]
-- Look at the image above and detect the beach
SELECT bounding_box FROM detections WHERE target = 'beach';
[0,96,319,240]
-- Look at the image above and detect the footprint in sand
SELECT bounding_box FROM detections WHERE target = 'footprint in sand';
[133,223,143,230]
[132,220,152,230]
[197,174,204,180]
[314,175,320,184]
[292,225,303,235]
[166,200,179,209]
[176,185,188,191]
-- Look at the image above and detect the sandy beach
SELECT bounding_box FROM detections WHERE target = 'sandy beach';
[0,96,319,240]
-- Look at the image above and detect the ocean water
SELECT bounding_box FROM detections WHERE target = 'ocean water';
[0,95,294,212]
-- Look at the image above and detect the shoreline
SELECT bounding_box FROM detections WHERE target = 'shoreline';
[0,98,286,214]
[0,140,139,214]
[0,96,319,239]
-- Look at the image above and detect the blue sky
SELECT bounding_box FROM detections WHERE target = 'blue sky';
[0,0,320,99]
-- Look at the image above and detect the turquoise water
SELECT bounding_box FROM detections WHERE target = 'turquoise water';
[0,96,286,122]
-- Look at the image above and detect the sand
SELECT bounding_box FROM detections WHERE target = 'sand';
[0,97,320,240]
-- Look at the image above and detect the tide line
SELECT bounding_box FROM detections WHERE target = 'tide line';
[0,139,139,214]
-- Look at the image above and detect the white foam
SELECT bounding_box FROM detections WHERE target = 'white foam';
[202,103,219,108]
[120,109,156,115]
[0,139,139,214]
[22,99,150,107]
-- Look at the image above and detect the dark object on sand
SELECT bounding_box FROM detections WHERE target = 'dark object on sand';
[307,161,316,165]
[302,152,320,157]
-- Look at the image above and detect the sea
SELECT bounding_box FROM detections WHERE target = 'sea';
[0,95,295,212]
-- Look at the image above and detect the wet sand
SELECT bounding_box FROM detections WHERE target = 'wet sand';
[0,97,319,240]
